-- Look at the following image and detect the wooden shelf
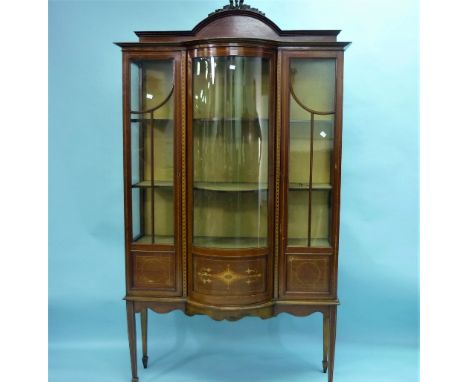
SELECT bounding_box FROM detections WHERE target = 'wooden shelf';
[133,235,174,245]
[193,236,267,249]
[132,180,173,188]
[289,183,332,190]
[287,238,331,248]
[193,181,268,192]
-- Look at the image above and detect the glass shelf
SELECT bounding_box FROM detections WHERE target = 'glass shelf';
[132,180,173,188]
[193,236,267,249]
[194,182,267,192]
[289,182,332,190]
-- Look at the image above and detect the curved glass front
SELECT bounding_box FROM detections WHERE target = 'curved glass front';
[192,56,270,248]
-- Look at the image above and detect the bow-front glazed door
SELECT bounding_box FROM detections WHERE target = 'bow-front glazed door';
[187,46,276,306]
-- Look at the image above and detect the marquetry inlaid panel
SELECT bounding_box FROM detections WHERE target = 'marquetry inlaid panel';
[286,256,330,294]
[133,253,175,290]
[193,256,266,296]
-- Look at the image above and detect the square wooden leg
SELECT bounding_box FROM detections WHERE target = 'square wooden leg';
[126,301,139,382]
[323,311,330,373]
[328,306,337,382]
[141,308,149,368]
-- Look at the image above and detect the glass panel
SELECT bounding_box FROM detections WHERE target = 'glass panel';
[289,116,335,188]
[288,190,331,247]
[130,60,174,244]
[288,58,335,248]
[192,56,270,248]
[132,188,174,244]
[131,188,141,240]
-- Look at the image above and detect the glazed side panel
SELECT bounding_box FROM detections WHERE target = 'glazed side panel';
[278,49,344,300]
[123,49,185,297]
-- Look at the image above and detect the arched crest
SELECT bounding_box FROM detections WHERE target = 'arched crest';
[191,1,283,39]
[192,7,283,40]
[134,2,342,44]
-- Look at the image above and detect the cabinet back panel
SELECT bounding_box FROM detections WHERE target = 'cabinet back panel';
[193,190,268,241]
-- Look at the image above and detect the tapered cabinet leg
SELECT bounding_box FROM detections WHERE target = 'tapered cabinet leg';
[141,308,149,368]
[126,301,139,382]
[328,306,337,382]
[322,311,330,373]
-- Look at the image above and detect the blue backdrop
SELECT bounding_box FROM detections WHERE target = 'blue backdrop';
[49,1,419,381]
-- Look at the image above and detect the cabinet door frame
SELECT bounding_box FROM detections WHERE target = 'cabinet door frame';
[123,50,184,296]
[278,49,344,299]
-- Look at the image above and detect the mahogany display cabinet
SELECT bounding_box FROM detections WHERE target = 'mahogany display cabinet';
[116,2,350,381]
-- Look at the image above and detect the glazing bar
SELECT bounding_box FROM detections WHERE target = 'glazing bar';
[307,112,315,247]
[150,111,155,244]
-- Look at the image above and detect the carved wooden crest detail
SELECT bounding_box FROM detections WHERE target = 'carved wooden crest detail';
[209,1,265,17]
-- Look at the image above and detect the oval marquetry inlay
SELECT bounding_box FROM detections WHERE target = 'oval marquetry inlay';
[198,264,262,289]
[193,256,266,296]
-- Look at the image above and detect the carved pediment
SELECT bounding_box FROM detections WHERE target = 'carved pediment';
[209,1,265,17]
[127,2,344,45]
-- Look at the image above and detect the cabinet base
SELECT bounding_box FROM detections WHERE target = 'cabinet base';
[125,297,338,382]
[125,296,339,321]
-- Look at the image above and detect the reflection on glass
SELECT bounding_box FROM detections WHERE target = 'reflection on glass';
[192,56,270,248]
[288,58,335,248]
[130,60,175,244]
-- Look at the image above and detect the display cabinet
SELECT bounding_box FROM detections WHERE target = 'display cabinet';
[116,2,350,381]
